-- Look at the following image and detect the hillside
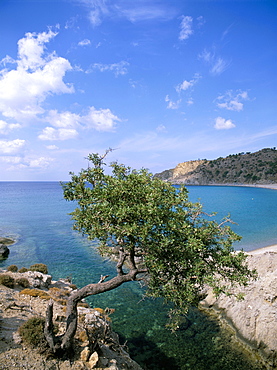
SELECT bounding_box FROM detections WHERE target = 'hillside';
[154,148,277,185]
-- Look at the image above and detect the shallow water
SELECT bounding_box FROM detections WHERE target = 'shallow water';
[0,182,273,369]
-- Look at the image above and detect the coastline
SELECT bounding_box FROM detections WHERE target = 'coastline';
[248,244,277,255]
[234,183,277,190]
[185,183,277,190]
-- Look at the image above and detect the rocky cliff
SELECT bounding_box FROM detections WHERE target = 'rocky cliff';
[155,148,277,185]
[200,248,277,369]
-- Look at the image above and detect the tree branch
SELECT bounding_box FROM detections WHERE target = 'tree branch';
[44,299,57,353]
[98,275,109,283]
[116,246,127,275]
[59,269,141,352]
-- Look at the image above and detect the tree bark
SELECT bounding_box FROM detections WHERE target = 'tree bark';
[44,300,58,352]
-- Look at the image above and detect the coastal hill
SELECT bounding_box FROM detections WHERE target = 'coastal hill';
[154,148,277,185]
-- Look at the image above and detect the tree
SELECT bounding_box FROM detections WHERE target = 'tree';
[44,150,256,355]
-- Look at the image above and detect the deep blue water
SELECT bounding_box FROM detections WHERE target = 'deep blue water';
[1,181,274,370]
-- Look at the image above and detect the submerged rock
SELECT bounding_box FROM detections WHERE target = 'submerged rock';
[0,237,15,245]
[200,249,277,369]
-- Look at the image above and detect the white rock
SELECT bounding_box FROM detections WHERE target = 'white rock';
[88,351,99,369]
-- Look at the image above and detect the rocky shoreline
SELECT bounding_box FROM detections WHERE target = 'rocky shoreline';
[0,237,15,259]
[200,245,277,369]
[0,267,143,370]
[1,237,277,368]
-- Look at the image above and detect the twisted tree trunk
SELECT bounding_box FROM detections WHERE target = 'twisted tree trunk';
[44,267,145,355]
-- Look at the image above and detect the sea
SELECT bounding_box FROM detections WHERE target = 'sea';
[1,181,276,370]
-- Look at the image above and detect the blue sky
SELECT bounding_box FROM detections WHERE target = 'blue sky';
[0,0,276,180]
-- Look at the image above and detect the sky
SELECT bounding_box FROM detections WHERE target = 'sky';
[0,0,276,181]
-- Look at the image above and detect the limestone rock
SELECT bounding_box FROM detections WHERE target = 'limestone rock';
[200,250,277,369]
[80,347,90,362]
[23,270,52,289]
[0,271,144,370]
[88,351,99,369]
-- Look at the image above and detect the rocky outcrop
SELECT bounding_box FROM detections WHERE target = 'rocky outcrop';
[0,269,143,370]
[0,245,10,259]
[0,238,14,259]
[155,148,277,185]
[200,248,277,369]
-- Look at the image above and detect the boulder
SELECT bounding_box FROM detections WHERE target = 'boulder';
[23,270,52,289]
[0,244,10,259]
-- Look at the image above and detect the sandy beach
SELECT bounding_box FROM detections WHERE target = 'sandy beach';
[248,244,277,255]
[200,183,277,190]
[243,183,277,190]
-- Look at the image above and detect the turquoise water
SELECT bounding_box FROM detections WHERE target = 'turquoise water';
[185,185,277,251]
[1,181,275,369]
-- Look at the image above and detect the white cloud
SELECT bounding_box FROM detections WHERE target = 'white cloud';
[166,74,200,109]
[78,39,91,46]
[39,106,121,140]
[210,57,229,76]
[179,16,193,41]
[0,154,53,169]
[0,139,25,153]
[77,0,176,25]
[0,156,22,164]
[117,4,174,22]
[216,90,249,111]
[176,74,201,94]
[0,119,21,134]
[89,61,129,76]
[199,49,230,76]
[196,16,205,28]
[46,145,59,150]
[156,124,167,133]
[38,127,79,141]
[17,29,57,70]
[89,9,103,26]
[0,29,74,121]
[47,110,80,128]
[84,106,120,131]
[176,80,193,92]
[28,156,54,168]
[0,55,16,67]
[214,117,235,130]
[165,95,181,110]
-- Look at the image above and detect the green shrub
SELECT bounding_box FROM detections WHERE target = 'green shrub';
[7,264,18,272]
[19,317,46,347]
[29,263,48,274]
[18,267,28,273]
[19,316,58,352]
[16,277,30,288]
[0,274,15,288]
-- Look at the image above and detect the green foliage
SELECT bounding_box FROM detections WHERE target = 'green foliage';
[18,267,28,273]
[16,277,30,288]
[7,264,18,272]
[62,151,256,326]
[19,317,46,347]
[29,263,48,274]
[0,274,15,288]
